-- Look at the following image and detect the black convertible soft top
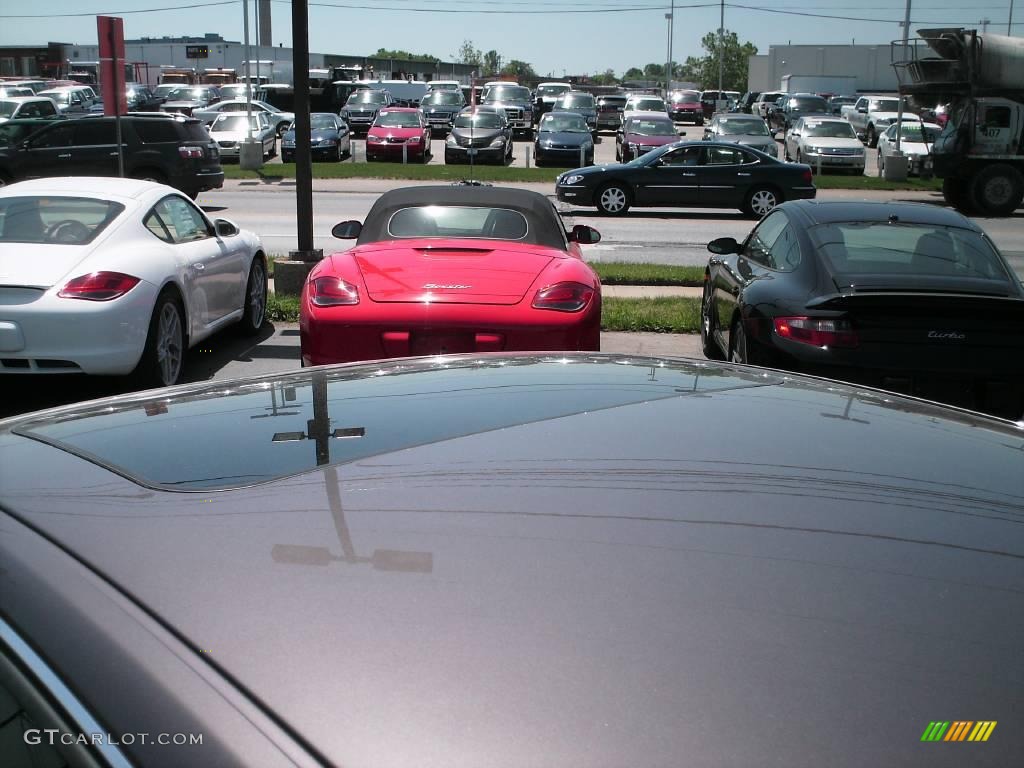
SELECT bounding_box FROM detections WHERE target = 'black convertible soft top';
[357,185,569,250]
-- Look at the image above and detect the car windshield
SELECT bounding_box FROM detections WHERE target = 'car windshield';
[598,97,627,108]
[624,118,677,136]
[538,85,570,96]
[671,91,700,102]
[889,124,941,142]
[790,97,828,111]
[387,205,528,240]
[559,93,595,108]
[422,92,462,105]
[487,86,530,101]
[454,112,503,129]
[540,115,589,133]
[630,99,664,111]
[0,196,124,244]
[802,121,858,138]
[167,88,210,100]
[310,114,338,129]
[39,91,69,104]
[375,111,421,127]
[809,222,1012,282]
[212,115,260,131]
[349,91,387,104]
[717,118,769,136]
[870,98,902,112]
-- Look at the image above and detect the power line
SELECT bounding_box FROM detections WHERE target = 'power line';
[0,0,236,18]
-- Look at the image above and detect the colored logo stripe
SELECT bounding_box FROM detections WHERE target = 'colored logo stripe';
[921,721,996,742]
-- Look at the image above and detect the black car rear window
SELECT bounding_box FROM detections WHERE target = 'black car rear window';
[13,359,759,491]
[809,222,1013,283]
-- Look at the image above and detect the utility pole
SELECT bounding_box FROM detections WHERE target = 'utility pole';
[717,0,725,96]
[1009,0,1014,34]
[665,0,675,96]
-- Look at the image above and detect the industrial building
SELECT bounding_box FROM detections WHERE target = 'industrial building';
[748,43,900,94]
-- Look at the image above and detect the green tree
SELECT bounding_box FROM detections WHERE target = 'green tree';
[679,29,757,91]
[455,40,482,68]
[500,59,537,80]
[373,48,440,63]
[643,63,665,78]
[589,68,618,85]
[482,50,502,76]
[623,67,644,80]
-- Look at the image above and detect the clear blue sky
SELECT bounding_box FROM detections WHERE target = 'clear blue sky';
[0,0,1016,77]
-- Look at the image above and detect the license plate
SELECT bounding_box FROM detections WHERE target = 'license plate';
[467,148,478,156]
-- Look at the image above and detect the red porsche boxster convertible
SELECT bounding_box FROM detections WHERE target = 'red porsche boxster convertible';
[300,185,603,365]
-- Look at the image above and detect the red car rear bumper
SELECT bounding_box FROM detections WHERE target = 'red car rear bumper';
[300,296,601,365]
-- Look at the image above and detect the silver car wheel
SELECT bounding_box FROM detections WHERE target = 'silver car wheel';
[156,302,184,386]
[599,186,627,213]
[749,189,778,217]
[248,260,267,328]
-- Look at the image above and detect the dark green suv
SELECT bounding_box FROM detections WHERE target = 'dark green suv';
[0,114,224,198]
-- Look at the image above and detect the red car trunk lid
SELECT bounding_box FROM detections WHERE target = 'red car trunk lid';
[354,241,553,304]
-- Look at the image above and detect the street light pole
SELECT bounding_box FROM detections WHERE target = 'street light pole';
[1008,0,1014,34]
[717,0,725,96]
[665,0,675,96]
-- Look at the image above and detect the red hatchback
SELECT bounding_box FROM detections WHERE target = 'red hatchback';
[366,108,432,162]
[300,185,603,365]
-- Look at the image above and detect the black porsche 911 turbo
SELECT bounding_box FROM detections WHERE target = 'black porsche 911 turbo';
[701,199,1024,419]
[555,140,816,217]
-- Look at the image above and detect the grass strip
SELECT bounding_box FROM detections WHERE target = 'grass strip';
[267,293,700,334]
[601,297,701,333]
[593,262,704,286]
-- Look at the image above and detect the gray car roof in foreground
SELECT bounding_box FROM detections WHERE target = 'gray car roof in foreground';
[1,354,1022,767]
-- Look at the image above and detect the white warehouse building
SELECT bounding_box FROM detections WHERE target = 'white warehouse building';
[748,43,900,94]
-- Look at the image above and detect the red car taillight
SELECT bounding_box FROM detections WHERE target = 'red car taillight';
[58,271,140,301]
[179,146,204,159]
[532,282,594,312]
[310,276,360,306]
[774,316,858,348]
[802,169,813,184]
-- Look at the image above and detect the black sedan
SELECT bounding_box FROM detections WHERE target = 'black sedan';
[444,106,512,165]
[280,112,351,162]
[701,200,1024,418]
[533,111,594,167]
[2,356,1023,767]
[556,140,815,217]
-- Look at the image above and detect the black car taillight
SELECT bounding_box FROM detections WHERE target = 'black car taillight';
[774,317,858,348]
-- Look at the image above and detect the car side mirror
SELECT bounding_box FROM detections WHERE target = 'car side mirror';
[857,106,867,113]
[568,224,601,245]
[214,218,239,237]
[332,220,362,239]
[707,236,741,255]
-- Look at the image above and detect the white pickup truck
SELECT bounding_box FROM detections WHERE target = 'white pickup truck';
[842,94,918,147]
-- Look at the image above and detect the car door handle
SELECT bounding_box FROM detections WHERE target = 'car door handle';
[109,152,119,156]
[736,172,751,176]
[58,153,71,159]
[191,263,205,271]
[682,172,696,177]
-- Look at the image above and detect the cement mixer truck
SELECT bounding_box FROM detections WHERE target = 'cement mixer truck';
[893,27,1024,215]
